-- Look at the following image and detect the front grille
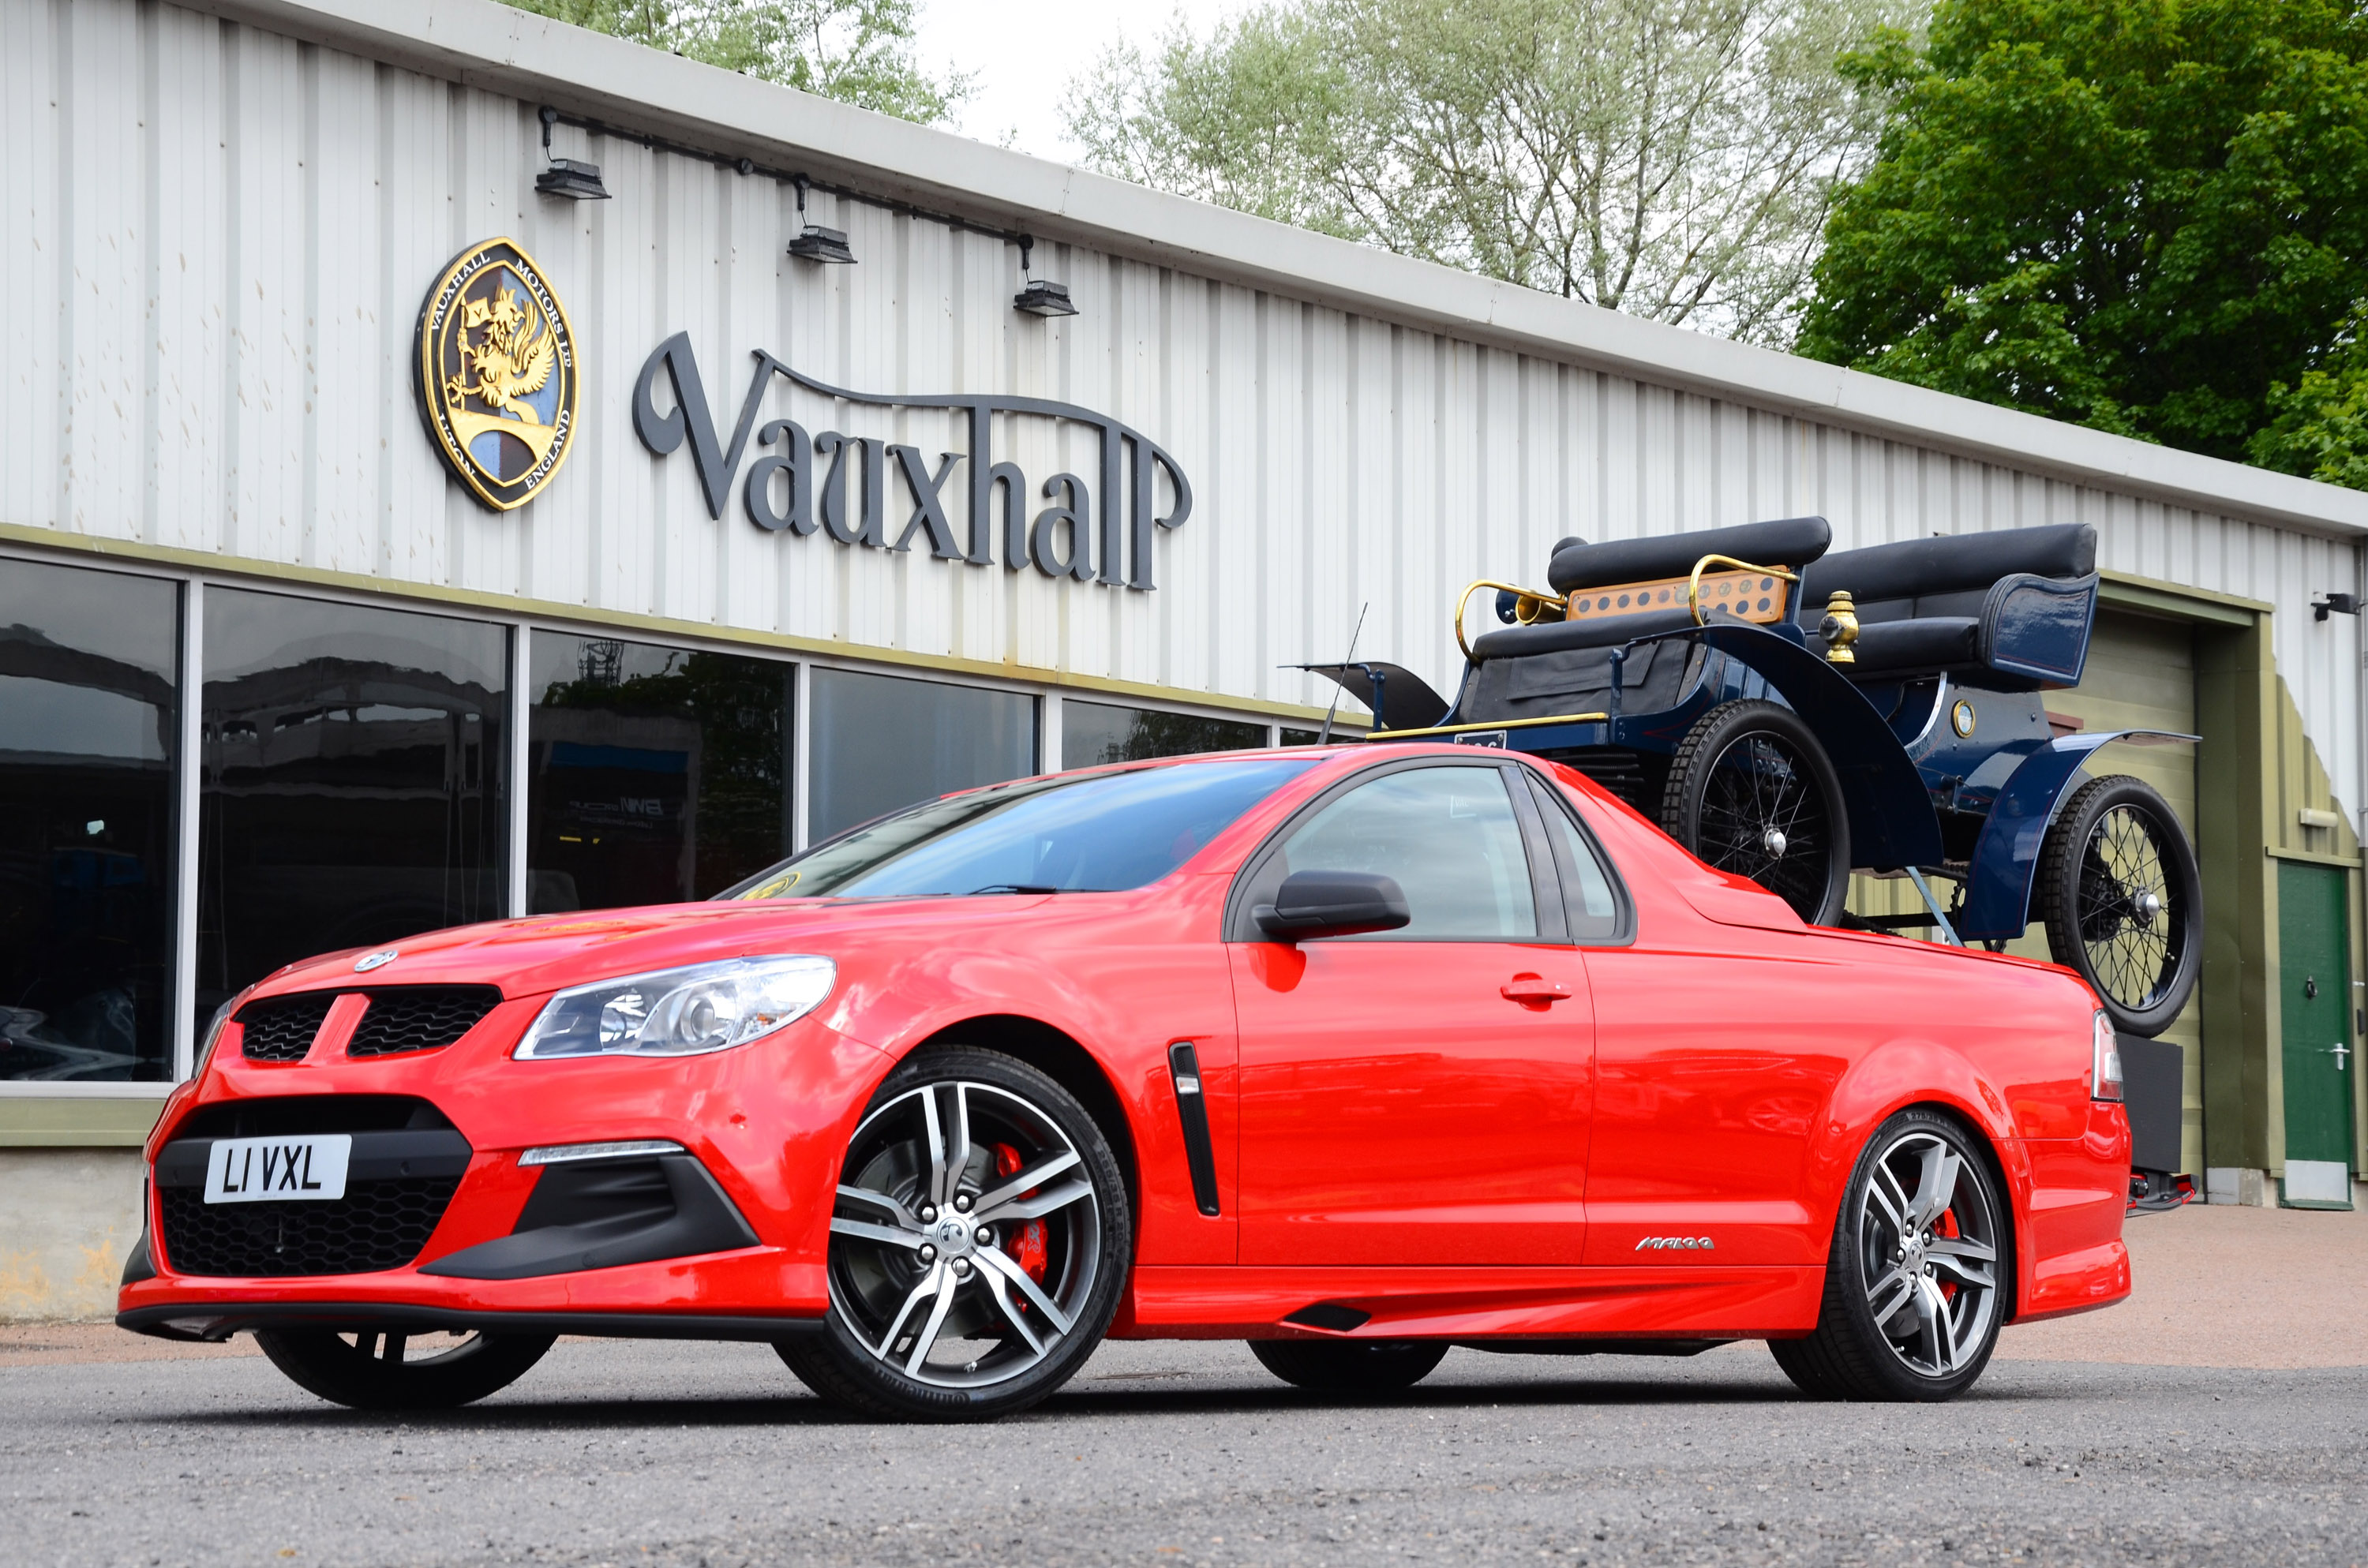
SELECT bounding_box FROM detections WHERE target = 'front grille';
[347,986,502,1057]
[237,994,336,1062]
[158,1177,460,1277]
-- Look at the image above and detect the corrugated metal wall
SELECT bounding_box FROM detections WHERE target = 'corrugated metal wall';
[6,0,2362,808]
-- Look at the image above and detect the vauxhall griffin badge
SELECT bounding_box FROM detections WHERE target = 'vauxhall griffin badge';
[416,238,580,511]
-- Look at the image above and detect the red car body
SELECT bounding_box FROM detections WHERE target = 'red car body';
[120,746,2129,1351]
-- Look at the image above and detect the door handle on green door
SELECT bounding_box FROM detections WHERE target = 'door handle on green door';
[2329,1042,2351,1068]
[1501,975,1570,1005]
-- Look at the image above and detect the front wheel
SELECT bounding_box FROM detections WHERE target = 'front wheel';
[2038,774,2200,1037]
[777,1047,1131,1421]
[1770,1108,2008,1402]
[1250,1338,1448,1393]
[255,1328,554,1410]
[1661,699,1852,926]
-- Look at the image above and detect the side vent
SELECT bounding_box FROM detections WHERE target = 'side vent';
[1167,1041,1222,1217]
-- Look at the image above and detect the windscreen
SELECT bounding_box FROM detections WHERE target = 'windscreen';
[722,757,1315,900]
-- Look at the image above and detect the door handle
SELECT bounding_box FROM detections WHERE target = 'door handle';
[1501,975,1571,1005]
[2329,1042,2352,1068]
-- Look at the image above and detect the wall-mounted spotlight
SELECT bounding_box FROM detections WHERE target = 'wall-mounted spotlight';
[535,107,611,200]
[2312,592,2360,622]
[788,177,856,264]
[1013,235,1077,317]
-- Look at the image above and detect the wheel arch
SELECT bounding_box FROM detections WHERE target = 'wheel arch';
[903,1013,1142,1222]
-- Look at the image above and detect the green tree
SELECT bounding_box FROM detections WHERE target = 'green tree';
[1066,0,1908,343]
[503,0,966,125]
[1796,0,2368,479]
[2250,304,2368,488]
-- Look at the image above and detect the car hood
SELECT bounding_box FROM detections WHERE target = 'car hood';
[252,895,1051,1002]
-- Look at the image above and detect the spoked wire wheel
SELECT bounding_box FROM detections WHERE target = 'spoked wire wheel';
[1854,1128,2002,1379]
[781,1048,1128,1420]
[1770,1108,2007,1402]
[2039,775,2201,1037]
[1662,699,1851,926]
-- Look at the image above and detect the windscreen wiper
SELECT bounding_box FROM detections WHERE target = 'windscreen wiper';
[965,884,1063,895]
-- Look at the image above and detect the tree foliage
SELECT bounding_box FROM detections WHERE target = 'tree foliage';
[1065,0,1906,342]
[502,0,966,125]
[1797,0,2368,484]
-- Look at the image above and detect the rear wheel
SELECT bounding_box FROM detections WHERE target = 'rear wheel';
[1771,1108,2008,1402]
[2038,774,2200,1037]
[1661,699,1851,926]
[1250,1338,1448,1393]
[255,1328,553,1410]
[777,1047,1130,1422]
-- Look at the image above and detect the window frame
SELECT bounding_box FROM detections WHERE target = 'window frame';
[1512,762,1638,947]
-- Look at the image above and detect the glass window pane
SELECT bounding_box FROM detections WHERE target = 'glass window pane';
[1062,701,1267,769]
[1275,765,1536,939]
[0,560,179,1081]
[809,670,1035,844]
[197,591,506,1030]
[1280,727,1325,747]
[730,757,1312,900]
[527,634,793,912]
[1528,776,1621,937]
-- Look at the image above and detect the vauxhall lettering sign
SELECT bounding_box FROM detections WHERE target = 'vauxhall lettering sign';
[631,335,1193,591]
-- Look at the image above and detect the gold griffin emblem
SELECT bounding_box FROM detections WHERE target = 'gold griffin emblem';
[417,238,579,511]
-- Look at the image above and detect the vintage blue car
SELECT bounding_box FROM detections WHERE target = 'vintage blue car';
[1319,516,2201,1054]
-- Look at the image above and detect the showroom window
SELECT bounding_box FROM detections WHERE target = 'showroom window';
[0,560,181,1082]
[809,669,1036,843]
[526,634,795,912]
[1062,701,1267,769]
[195,590,508,1033]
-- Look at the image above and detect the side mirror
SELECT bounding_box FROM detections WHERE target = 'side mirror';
[1253,870,1411,941]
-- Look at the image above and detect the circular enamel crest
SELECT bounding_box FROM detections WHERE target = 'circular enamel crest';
[416,238,580,511]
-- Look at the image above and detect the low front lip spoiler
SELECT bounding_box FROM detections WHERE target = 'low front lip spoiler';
[117,1303,824,1344]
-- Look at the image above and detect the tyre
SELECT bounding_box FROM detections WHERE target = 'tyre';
[1772,1108,2009,1402]
[1249,1338,1448,1393]
[1661,699,1852,926]
[254,1328,554,1410]
[2038,774,2201,1037]
[777,1046,1132,1421]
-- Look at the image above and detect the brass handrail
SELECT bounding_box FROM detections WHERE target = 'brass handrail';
[1685,555,1801,627]
[1454,579,1568,661]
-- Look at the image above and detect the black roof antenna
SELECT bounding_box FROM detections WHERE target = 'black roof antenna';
[1317,602,1369,745]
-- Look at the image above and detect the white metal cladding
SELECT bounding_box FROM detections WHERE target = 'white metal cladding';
[6,0,2364,808]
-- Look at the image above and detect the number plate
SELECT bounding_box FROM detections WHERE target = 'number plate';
[202,1135,352,1203]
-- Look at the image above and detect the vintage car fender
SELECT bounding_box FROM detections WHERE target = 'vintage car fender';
[1956,729,2200,940]
[1622,622,1947,870]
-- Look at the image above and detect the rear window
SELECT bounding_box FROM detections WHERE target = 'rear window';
[721,757,1314,900]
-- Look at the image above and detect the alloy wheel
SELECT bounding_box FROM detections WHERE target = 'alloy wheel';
[826,1080,1101,1390]
[1853,1128,2002,1379]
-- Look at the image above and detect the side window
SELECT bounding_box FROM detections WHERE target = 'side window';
[1272,765,1537,940]
[1527,776,1624,941]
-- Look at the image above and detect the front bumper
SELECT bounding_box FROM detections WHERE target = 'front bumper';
[120,994,894,1338]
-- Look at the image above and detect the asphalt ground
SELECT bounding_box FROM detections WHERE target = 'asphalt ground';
[5,1202,2364,1568]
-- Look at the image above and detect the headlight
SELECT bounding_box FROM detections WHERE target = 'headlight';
[513,956,837,1060]
[2091,1011,2124,1102]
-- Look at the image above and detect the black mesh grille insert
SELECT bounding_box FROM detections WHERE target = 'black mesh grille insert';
[158,1177,460,1277]
[347,986,503,1057]
[236,994,337,1062]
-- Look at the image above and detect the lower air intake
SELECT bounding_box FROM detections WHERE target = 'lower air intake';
[158,1177,460,1278]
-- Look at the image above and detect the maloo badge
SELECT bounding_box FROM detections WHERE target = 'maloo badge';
[1634,1235,1714,1251]
[353,949,400,974]
[416,238,580,511]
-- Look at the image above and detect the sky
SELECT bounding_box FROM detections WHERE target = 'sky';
[916,0,1255,162]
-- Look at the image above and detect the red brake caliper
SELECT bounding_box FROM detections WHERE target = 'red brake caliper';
[1935,1207,1960,1304]
[994,1143,1048,1288]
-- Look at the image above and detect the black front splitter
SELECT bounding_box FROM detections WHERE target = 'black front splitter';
[117,1302,825,1344]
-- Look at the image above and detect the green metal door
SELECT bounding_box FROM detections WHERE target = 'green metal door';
[2278,861,2356,1207]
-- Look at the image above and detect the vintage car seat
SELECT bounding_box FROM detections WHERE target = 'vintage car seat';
[1456,515,1832,724]
[1796,523,2099,690]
